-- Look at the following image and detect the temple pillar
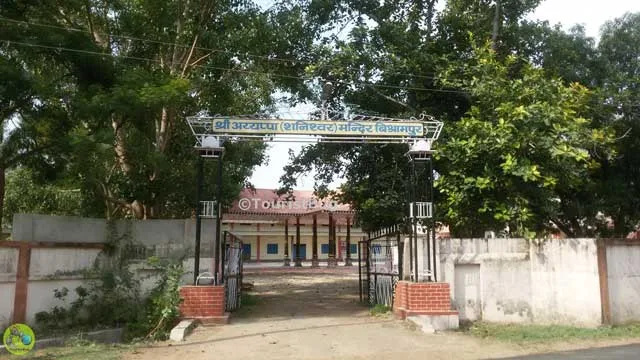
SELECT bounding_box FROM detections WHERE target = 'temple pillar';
[345,217,353,266]
[256,224,261,262]
[294,216,302,267]
[328,212,337,267]
[312,214,319,267]
[283,219,290,266]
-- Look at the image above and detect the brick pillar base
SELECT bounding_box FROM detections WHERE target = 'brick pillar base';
[179,285,229,325]
[393,281,458,320]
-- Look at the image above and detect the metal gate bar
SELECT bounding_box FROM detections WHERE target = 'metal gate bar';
[222,231,244,312]
[358,240,369,303]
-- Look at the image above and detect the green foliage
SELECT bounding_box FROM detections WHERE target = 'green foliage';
[26,342,134,360]
[241,293,261,307]
[3,167,84,226]
[280,142,413,230]
[436,41,615,237]
[0,0,330,220]
[234,292,261,317]
[134,256,187,341]
[35,248,186,342]
[280,0,589,233]
[592,12,640,236]
[3,0,640,237]
[369,304,391,316]
[466,321,640,343]
[34,267,143,335]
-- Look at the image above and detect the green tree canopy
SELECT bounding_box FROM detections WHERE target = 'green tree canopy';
[0,0,334,223]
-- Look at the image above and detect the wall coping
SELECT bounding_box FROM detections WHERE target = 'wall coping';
[180,285,225,289]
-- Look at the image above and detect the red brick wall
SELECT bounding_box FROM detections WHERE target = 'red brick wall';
[393,281,456,319]
[393,281,408,311]
[179,285,225,318]
[406,282,451,312]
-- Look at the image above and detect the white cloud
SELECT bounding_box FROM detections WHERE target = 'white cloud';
[529,0,640,39]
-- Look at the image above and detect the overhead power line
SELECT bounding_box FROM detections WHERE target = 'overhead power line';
[0,39,468,95]
[0,16,442,81]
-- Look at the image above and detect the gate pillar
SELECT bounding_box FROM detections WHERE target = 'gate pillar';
[179,285,229,325]
[392,281,459,330]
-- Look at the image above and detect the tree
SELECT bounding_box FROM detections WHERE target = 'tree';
[436,41,615,237]
[0,0,331,220]
[280,0,554,232]
[593,12,640,236]
[3,168,83,227]
[0,56,33,229]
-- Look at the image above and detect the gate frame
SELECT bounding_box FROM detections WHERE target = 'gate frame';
[359,225,406,307]
[186,108,443,310]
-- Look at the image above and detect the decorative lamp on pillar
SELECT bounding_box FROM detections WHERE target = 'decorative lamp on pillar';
[407,139,433,160]
[192,134,226,285]
[197,136,225,158]
[406,138,437,282]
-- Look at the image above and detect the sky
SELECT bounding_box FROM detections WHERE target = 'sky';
[248,0,640,191]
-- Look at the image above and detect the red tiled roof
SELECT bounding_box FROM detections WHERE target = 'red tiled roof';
[226,188,353,217]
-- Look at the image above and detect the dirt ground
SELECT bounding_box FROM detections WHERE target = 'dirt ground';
[122,267,640,360]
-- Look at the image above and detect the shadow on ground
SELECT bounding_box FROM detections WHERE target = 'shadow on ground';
[232,268,371,322]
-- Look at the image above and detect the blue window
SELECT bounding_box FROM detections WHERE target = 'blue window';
[267,243,278,254]
[350,244,358,254]
[321,244,330,254]
[372,244,382,254]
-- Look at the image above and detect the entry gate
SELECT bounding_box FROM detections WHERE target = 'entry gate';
[222,231,244,312]
[359,226,402,307]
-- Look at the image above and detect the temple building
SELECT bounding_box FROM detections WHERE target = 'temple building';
[221,188,364,265]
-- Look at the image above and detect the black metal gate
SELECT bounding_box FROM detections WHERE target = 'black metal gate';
[358,240,369,303]
[358,226,402,307]
[222,231,243,312]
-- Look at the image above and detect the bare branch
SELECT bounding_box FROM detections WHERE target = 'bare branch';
[190,51,213,68]
[367,85,417,112]
[614,127,632,141]
[181,34,199,77]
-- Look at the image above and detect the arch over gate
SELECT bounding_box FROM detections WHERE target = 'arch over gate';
[185,108,443,310]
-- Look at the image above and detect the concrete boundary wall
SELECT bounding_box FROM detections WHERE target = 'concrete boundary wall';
[1,214,223,331]
[0,239,212,330]
[439,237,640,326]
[439,238,604,326]
[5,214,640,329]
[602,240,640,325]
[11,214,217,257]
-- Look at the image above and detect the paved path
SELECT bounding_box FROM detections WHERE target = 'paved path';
[499,344,640,360]
[124,268,640,360]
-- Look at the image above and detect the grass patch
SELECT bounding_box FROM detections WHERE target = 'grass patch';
[369,304,391,316]
[465,321,640,343]
[14,341,136,360]
[241,293,261,307]
[233,292,261,317]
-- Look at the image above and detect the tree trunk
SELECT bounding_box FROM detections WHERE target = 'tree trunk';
[426,0,436,38]
[612,213,628,238]
[0,167,5,234]
[112,114,132,173]
[491,0,501,51]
